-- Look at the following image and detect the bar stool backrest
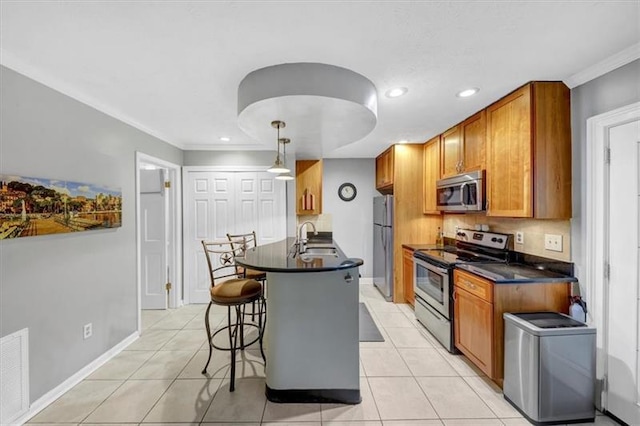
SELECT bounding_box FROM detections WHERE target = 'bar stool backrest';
[201,238,247,287]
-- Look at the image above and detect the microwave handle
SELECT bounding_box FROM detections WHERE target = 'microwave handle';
[460,182,467,207]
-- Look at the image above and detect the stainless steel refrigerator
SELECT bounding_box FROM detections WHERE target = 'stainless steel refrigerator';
[373,195,394,301]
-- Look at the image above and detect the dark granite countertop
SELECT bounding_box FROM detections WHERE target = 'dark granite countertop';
[456,262,578,284]
[236,237,364,273]
[402,243,436,251]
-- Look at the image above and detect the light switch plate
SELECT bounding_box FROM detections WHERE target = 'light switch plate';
[544,234,563,252]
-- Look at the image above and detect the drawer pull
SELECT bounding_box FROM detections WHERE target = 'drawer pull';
[462,280,477,290]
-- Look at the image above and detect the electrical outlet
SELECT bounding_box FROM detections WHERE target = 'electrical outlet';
[83,323,93,339]
[515,231,524,244]
[544,234,563,252]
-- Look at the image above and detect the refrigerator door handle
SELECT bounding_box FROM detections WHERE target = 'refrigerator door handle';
[381,226,386,250]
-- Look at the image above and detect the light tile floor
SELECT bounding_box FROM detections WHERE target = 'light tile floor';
[28,284,620,426]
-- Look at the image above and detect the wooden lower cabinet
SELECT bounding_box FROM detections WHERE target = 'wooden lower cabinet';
[402,248,415,307]
[453,269,571,387]
[454,286,493,377]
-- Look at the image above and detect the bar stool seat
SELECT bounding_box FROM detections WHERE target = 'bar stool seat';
[210,278,262,304]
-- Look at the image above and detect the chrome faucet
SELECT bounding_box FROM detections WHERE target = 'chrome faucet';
[297,221,318,254]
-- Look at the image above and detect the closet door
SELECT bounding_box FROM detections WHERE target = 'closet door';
[257,172,286,245]
[185,171,236,304]
[184,169,286,304]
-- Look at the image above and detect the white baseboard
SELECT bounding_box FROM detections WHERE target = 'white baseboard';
[360,277,373,285]
[14,331,140,425]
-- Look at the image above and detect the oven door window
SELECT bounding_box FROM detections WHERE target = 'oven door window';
[415,263,445,304]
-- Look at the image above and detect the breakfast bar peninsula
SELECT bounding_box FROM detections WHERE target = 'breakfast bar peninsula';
[236,237,363,404]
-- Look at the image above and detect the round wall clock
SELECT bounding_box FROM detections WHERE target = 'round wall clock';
[338,182,357,202]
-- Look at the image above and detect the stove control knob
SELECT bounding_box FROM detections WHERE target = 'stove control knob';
[457,231,466,237]
[497,238,504,244]
[491,237,497,242]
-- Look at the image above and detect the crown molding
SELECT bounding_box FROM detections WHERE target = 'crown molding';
[181,142,270,151]
[0,50,185,150]
[564,42,640,89]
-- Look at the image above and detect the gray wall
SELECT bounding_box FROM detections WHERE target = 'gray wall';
[322,159,376,278]
[571,59,640,289]
[183,150,275,167]
[0,66,183,402]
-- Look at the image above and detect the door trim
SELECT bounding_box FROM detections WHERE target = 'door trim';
[135,152,182,330]
[585,101,640,409]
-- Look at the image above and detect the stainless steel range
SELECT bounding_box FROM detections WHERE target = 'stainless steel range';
[413,229,512,352]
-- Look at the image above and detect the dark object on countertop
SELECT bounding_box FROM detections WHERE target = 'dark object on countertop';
[359,303,384,342]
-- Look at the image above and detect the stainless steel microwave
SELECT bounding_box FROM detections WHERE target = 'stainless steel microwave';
[436,170,485,212]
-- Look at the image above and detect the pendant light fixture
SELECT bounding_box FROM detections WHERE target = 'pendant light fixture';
[267,120,290,174]
[276,137,294,181]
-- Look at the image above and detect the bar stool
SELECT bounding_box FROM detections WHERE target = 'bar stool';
[227,231,267,320]
[200,239,265,391]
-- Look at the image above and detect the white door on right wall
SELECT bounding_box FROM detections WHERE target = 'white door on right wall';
[607,118,640,425]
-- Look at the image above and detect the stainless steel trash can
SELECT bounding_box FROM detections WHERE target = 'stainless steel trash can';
[503,312,596,425]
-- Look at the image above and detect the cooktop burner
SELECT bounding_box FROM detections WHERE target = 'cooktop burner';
[414,248,502,265]
[413,229,513,267]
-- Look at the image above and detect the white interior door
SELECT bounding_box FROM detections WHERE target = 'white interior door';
[184,169,286,304]
[257,174,286,245]
[236,172,259,235]
[185,172,235,304]
[140,169,167,309]
[607,118,640,425]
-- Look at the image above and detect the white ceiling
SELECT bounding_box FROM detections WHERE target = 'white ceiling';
[1,2,639,158]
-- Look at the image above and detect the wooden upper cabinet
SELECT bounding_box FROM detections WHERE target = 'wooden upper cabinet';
[440,125,462,178]
[441,112,486,178]
[460,110,486,173]
[375,146,395,192]
[423,136,441,214]
[296,160,323,215]
[486,82,571,219]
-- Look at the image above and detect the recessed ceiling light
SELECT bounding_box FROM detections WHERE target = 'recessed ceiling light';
[456,88,480,98]
[398,140,409,144]
[385,87,408,98]
[219,136,231,142]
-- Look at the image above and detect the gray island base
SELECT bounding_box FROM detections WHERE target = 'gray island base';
[236,238,364,404]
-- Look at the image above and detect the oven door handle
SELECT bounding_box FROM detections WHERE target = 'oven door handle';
[418,259,449,276]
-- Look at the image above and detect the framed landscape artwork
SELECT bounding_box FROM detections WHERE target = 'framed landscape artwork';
[0,174,122,239]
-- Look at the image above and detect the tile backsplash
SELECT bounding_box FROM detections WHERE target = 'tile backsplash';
[443,214,571,261]
[296,213,333,233]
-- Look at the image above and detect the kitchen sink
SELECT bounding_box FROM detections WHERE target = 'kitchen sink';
[303,246,338,256]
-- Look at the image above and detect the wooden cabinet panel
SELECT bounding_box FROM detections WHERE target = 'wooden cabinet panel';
[454,286,494,377]
[461,110,486,173]
[402,248,415,306]
[486,82,571,219]
[295,160,323,215]
[376,146,395,192]
[531,82,572,219]
[423,136,441,215]
[441,125,462,178]
[486,84,532,217]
